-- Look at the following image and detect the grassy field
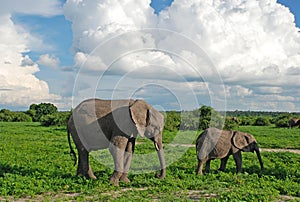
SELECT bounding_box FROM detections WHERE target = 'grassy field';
[0,122,299,201]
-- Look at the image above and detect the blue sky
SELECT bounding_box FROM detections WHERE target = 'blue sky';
[1,0,300,111]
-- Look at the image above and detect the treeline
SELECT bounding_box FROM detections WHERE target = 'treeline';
[0,103,71,127]
[221,110,300,118]
[164,107,300,130]
[0,103,299,130]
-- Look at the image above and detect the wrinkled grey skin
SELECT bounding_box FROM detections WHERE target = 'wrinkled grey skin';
[67,98,166,186]
[289,118,300,128]
[196,127,264,175]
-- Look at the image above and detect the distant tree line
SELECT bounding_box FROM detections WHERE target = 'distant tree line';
[0,103,299,130]
[0,103,71,127]
[164,107,300,131]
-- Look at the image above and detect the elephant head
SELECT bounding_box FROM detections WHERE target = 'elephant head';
[232,131,264,170]
[129,100,166,178]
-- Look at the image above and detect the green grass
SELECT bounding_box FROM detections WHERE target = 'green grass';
[0,122,299,201]
[239,125,300,149]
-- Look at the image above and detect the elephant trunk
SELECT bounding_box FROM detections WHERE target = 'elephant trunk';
[255,146,264,171]
[153,135,166,179]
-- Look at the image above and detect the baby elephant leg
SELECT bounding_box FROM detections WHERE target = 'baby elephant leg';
[219,155,230,172]
[233,151,243,173]
[196,157,208,175]
[205,159,211,173]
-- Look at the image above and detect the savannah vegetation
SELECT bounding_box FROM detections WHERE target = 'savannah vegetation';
[0,103,299,201]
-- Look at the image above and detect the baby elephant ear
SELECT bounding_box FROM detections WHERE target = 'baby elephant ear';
[130,100,151,127]
[232,131,250,150]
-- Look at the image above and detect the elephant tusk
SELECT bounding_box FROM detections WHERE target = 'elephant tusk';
[155,142,160,151]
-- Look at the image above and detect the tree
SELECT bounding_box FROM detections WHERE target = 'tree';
[253,117,270,126]
[27,103,58,122]
[198,106,224,130]
[164,111,181,131]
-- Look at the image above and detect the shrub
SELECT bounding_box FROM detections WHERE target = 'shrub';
[198,106,224,130]
[40,111,71,127]
[273,114,291,128]
[180,112,199,130]
[275,118,289,128]
[239,116,255,126]
[223,118,239,130]
[253,117,270,126]
[164,111,181,131]
[0,109,32,122]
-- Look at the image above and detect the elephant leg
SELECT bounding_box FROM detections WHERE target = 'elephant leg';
[77,148,97,179]
[109,136,128,186]
[233,151,243,173]
[205,159,211,173]
[196,158,207,175]
[120,138,135,183]
[219,155,230,172]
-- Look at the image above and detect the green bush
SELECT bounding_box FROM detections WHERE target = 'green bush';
[40,111,71,127]
[239,116,255,126]
[164,111,181,131]
[198,106,224,130]
[180,112,199,130]
[253,117,270,126]
[223,118,239,130]
[273,114,291,128]
[165,106,225,131]
[0,109,32,122]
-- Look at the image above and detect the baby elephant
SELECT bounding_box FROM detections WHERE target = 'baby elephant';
[196,127,264,175]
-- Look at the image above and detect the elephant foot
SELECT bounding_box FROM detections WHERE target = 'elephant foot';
[196,170,203,175]
[109,171,122,186]
[120,174,130,183]
[109,177,120,186]
[196,167,203,175]
[87,172,97,180]
[88,165,97,180]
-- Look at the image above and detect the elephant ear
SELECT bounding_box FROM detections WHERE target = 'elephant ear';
[129,100,151,135]
[232,132,256,150]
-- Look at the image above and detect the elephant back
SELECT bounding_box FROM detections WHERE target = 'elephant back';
[71,98,135,151]
[196,127,232,160]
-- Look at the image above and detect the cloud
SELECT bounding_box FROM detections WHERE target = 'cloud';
[63,0,299,111]
[0,2,63,109]
[0,0,63,16]
[37,54,60,69]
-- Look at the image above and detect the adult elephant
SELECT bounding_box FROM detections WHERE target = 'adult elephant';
[67,98,166,186]
[288,118,300,128]
[196,127,264,175]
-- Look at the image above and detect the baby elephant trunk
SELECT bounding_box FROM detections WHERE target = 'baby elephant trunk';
[254,146,264,171]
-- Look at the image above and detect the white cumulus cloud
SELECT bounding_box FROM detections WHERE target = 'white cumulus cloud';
[0,1,63,109]
[37,54,60,69]
[64,0,300,111]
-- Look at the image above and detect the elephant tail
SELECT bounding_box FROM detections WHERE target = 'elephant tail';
[67,127,77,166]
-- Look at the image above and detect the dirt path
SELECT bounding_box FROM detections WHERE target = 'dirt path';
[260,148,300,154]
[168,144,300,154]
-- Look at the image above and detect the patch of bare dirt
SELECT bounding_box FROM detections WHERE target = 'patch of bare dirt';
[260,148,300,154]
[169,144,300,154]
